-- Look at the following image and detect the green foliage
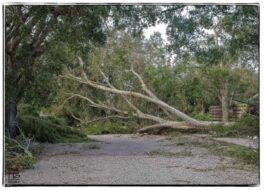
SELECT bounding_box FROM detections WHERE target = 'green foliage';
[194,112,211,121]
[5,5,259,138]
[5,153,35,172]
[82,121,137,135]
[211,113,259,137]
[146,64,218,114]
[5,136,36,172]
[110,5,160,37]
[17,104,89,143]
[17,115,88,143]
[206,141,259,166]
[210,124,229,137]
[227,144,259,165]
[163,5,259,66]
[5,5,110,108]
[232,113,259,137]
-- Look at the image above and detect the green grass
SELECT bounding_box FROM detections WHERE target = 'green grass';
[167,135,259,167]
[196,140,259,167]
[81,121,137,135]
[224,144,259,165]
[210,113,259,138]
[194,112,211,121]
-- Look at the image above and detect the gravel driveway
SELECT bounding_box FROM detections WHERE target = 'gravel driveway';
[12,134,259,185]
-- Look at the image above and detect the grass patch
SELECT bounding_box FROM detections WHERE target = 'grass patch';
[226,144,259,165]
[81,121,137,135]
[147,149,193,157]
[198,140,259,167]
[167,135,258,167]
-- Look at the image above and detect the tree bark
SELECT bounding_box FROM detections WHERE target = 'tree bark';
[220,79,229,123]
[5,102,18,138]
[64,73,227,127]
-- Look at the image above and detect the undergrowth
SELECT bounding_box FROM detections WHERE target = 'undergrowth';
[4,135,41,173]
[81,120,138,135]
[204,141,259,166]
[210,113,259,137]
[17,115,90,143]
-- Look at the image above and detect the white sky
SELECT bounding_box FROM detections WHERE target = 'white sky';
[143,23,168,43]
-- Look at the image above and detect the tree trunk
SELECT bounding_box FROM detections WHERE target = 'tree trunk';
[63,56,234,132]
[5,102,18,138]
[220,80,229,123]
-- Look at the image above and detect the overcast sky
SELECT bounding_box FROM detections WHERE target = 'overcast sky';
[144,23,168,43]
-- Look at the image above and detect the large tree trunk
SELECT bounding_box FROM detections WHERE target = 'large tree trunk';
[62,56,233,132]
[220,79,229,123]
[5,102,18,138]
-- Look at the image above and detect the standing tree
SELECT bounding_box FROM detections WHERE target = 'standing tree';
[5,5,110,137]
[5,4,159,137]
[161,5,259,122]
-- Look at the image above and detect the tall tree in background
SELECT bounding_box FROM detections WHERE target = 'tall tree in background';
[161,5,259,122]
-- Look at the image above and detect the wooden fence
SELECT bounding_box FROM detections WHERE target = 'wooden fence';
[209,105,247,121]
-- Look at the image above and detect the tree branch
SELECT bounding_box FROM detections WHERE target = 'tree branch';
[130,64,176,120]
[63,57,234,128]
[65,92,129,115]
[137,121,192,133]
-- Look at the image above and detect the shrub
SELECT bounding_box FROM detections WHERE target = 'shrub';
[205,140,259,166]
[82,121,137,135]
[210,113,259,137]
[227,144,259,165]
[5,136,36,172]
[210,124,229,137]
[194,112,211,121]
[233,113,259,137]
[17,115,87,143]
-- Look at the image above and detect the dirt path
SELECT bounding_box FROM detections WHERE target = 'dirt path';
[15,134,258,185]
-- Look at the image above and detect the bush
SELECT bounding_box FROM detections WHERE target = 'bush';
[5,136,36,172]
[227,144,259,165]
[210,124,229,137]
[194,112,211,121]
[210,113,259,137]
[17,115,87,143]
[233,113,259,137]
[205,140,259,166]
[82,121,137,135]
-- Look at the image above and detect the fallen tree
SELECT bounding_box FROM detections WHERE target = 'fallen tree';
[61,50,233,133]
